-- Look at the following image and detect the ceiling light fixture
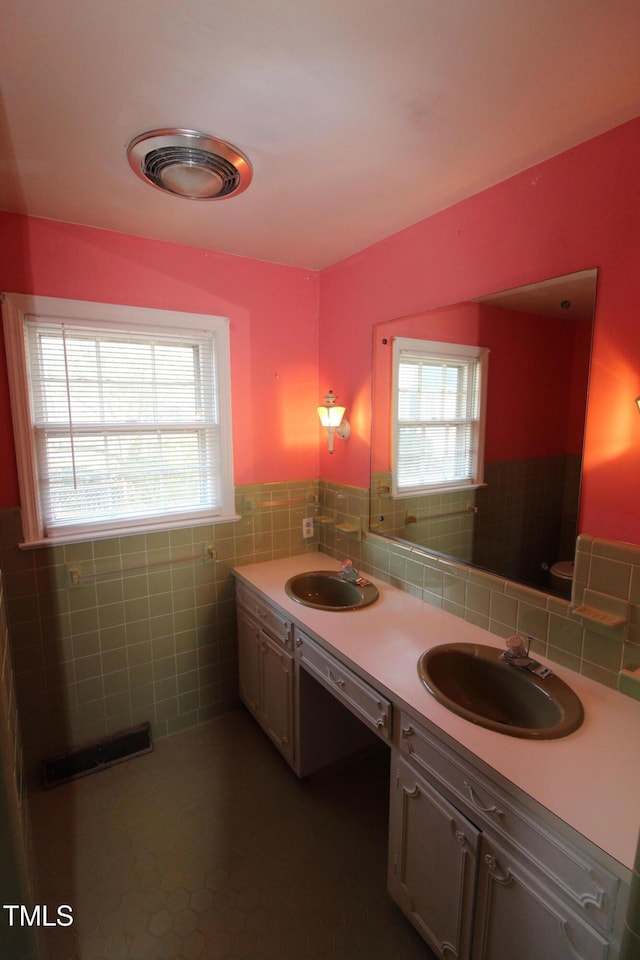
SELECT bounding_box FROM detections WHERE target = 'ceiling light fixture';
[127,128,252,200]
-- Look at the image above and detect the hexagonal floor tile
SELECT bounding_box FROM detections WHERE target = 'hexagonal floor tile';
[29,710,437,960]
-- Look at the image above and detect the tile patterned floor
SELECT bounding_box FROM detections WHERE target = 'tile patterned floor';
[28,709,436,960]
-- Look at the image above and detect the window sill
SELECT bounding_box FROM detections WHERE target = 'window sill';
[18,513,242,549]
[392,482,487,499]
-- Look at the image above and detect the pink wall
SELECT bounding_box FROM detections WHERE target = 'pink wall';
[0,214,320,507]
[319,116,640,545]
[478,304,589,462]
[2,116,639,544]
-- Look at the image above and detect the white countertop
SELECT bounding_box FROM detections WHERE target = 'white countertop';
[234,552,640,872]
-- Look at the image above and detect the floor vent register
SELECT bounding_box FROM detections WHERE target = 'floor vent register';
[42,722,153,788]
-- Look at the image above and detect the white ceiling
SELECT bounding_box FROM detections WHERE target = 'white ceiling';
[475,269,597,322]
[2,0,640,270]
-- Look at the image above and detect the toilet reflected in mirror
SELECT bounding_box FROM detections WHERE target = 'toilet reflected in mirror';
[549,560,574,598]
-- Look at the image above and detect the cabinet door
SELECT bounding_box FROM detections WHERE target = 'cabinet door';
[388,755,480,960]
[260,634,294,764]
[473,836,610,960]
[237,610,262,718]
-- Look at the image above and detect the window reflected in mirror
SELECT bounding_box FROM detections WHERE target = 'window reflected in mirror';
[370,269,597,593]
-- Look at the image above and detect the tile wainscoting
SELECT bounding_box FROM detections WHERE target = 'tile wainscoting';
[318,481,640,693]
[0,570,39,959]
[2,477,640,786]
[0,480,320,783]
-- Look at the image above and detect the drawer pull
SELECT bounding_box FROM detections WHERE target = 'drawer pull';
[454,828,467,849]
[400,725,415,752]
[327,668,345,688]
[561,921,587,960]
[464,781,504,819]
[581,871,606,914]
[484,854,512,886]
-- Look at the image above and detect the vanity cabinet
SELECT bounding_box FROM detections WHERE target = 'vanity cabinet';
[236,581,295,765]
[236,582,379,776]
[391,714,624,960]
[234,570,631,960]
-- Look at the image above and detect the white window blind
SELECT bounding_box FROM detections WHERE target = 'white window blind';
[392,338,488,497]
[2,295,236,545]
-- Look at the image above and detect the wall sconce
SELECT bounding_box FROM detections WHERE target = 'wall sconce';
[636,396,640,413]
[317,390,351,453]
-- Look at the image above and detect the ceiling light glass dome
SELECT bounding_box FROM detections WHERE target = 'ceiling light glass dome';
[127,128,252,200]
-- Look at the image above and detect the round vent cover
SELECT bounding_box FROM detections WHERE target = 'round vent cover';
[127,128,252,200]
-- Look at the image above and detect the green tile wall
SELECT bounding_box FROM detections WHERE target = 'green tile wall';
[474,455,580,587]
[372,456,580,588]
[0,571,38,960]
[4,473,640,787]
[318,481,640,693]
[0,480,319,782]
[370,472,475,562]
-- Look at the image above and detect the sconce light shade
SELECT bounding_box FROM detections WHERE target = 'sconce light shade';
[317,391,350,453]
[636,396,640,413]
[317,391,346,428]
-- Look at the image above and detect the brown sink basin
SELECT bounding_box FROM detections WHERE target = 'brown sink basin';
[418,643,584,739]
[285,571,379,611]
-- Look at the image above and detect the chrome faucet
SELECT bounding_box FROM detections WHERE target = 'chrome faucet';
[500,635,553,679]
[340,559,360,582]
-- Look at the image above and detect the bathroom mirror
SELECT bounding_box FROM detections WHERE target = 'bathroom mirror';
[369,269,597,592]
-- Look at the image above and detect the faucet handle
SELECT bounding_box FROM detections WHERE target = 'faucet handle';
[506,634,530,657]
[340,558,360,581]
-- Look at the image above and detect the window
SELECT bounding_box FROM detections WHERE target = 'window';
[392,337,488,497]
[2,294,237,546]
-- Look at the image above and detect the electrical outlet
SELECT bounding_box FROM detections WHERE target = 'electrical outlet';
[302,517,314,539]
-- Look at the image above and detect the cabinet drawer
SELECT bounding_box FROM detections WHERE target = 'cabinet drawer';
[236,580,293,648]
[398,712,619,933]
[297,631,391,740]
